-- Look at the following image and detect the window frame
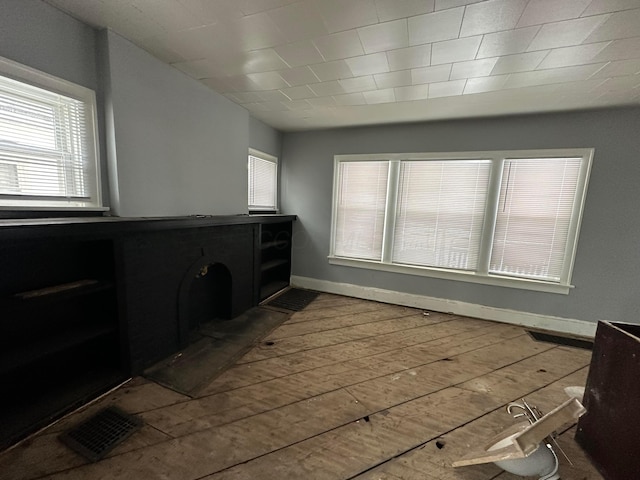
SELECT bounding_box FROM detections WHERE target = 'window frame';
[0,55,104,212]
[248,148,278,213]
[329,149,594,294]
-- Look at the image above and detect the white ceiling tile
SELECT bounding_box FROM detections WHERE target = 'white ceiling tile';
[236,0,298,15]
[339,76,378,93]
[314,0,379,33]
[386,45,432,71]
[460,0,527,37]
[491,51,548,74]
[435,0,485,10]
[527,15,611,51]
[313,30,365,61]
[374,70,413,88]
[258,89,291,102]
[260,101,290,111]
[132,0,206,32]
[277,66,320,86]
[412,64,452,84]
[537,42,611,69]
[230,48,290,75]
[280,85,317,100]
[267,1,328,42]
[585,9,640,43]
[273,40,324,67]
[345,53,390,76]
[363,88,397,104]
[431,36,482,65]
[308,60,354,81]
[463,75,509,94]
[592,58,640,77]
[176,0,245,23]
[306,96,338,106]
[582,0,640,16]
[333,92,368,105]
[517,0,592,28]
[357,20,409,54]
[450,58,499,79]
[395,84,429,101]
[408,7,464,46]
[592,75,640,92]
[308,80,347,96]
[201,76,235,93]
[233,12,289,50]
[476,26,540,58]
[428,79,466,97]
[375,0,435,22]
[282,99,313,110]
[246,71,290,90]
[503,63,606,89]
[592,37,640,62]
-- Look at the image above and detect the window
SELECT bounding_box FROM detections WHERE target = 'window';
[0,56,102,210]
[248,148,278,212]
[330,149,593,294]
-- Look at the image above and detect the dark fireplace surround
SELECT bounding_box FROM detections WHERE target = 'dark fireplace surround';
[0,215,295,450]
[119,222,259,372]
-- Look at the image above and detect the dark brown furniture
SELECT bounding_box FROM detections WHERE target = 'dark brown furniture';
[576,321,640,479]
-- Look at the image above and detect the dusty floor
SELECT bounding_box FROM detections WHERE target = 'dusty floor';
[0,294,602,479]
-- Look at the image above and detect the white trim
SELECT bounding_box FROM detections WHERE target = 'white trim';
[328,256,572,294]
[291,275,598,339]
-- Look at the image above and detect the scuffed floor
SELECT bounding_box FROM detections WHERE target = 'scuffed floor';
[0,294,602,479]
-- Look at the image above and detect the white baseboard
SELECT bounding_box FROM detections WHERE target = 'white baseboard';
[291,276,597,339]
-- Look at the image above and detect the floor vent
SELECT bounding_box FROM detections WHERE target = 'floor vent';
[266,288,318,311]
[528,331,593,350]
[59,406,142,462]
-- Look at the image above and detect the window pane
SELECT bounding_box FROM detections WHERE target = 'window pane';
[490,157,582,282]
[334,161,389,261]
[393,160,491,270]
[248,154,277,210]
[0,64,99,209]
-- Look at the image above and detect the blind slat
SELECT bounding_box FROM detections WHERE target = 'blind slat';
[248,154,277,210]
[0,68,97,207]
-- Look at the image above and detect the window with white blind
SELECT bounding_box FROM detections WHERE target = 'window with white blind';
[248,148,278,212]
[0,56,101,210]
[330,150,593,294]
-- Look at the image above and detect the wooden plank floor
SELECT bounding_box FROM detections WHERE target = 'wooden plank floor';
[0,294,603,480]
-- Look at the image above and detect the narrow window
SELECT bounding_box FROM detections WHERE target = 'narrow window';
[248,149,278,212]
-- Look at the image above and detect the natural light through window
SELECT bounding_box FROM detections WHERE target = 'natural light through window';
[248,148,278,212]
[330,150,593,294]
[0,56,101,210]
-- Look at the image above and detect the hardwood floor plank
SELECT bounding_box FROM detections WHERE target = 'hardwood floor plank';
[142,327,527,438]
[0,295,600,480]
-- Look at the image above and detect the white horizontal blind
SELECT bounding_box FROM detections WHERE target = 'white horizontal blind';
[334,161,389,261]
[0,73,96,206]
[248,153,277,211]
[490,157,582,281]
[393,160,491,270]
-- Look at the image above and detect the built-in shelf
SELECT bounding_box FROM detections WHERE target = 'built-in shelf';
[260,258,289,272]
[257,220,293,302]
[12,279,113,301]
[261,240,289,250]
[0,321,117,375]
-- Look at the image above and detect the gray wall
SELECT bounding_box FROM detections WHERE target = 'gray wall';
[281,107,640,324]
[101,30,250,217]
[2,1,284,218]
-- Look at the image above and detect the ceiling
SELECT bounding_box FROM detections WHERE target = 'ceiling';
[44,0,640,131]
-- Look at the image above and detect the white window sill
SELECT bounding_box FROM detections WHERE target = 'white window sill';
[328,256,573,295]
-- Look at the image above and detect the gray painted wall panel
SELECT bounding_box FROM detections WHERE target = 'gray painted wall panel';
[104,31,250,217]
[0,0,97,90]
[281,108,640,324]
